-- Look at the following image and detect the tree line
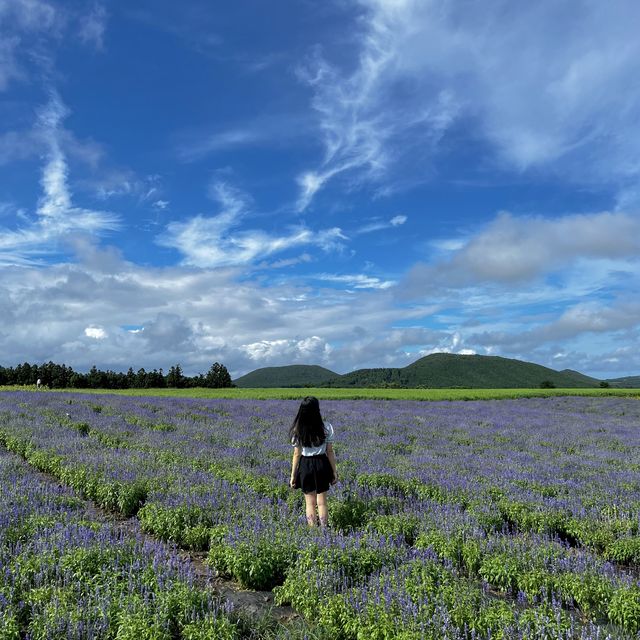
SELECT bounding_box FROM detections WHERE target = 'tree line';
[0,361,233,389]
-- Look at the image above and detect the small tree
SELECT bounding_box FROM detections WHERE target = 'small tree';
[540,380,556,389]
[204,362,232,388]
[167,364,185,388]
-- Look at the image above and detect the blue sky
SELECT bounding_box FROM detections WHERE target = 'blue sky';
[1,0,640,378]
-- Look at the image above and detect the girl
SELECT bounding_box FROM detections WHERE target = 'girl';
[289,396,338,527]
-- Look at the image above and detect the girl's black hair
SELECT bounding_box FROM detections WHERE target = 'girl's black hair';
[289,396,325,448]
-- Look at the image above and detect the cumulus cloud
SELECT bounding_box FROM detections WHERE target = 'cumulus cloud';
[0,243,444,376]
[242,336,332,364]
[404,210,640,293]
[158,181,347,268]
[84,325,106,339]
[297,0,640,205]
[1,239,638,377]
[469,300,640,353]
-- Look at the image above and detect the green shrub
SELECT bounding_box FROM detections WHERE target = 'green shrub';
[556,571,613,618]
[479,552,520,592]
[415,528,465,568]
[605,536,640,564]
[607,585,640,633]
[209,537,296,591]
[517,567,555,601]
[329,494,370,531]
[181,615,238,640]
[0,609,20,640]
[366,514,420,545]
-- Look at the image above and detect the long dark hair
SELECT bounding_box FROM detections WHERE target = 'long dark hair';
[289,396,325,447]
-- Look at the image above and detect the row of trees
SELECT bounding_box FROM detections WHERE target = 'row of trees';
[0,361,233,389]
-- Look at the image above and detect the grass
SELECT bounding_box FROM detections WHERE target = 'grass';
[2,385,639,401]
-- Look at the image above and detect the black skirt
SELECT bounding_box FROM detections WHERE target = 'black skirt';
[296,453,334,494]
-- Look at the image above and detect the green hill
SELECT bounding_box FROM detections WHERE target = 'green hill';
[323,353,601,388]
[233,364,338,388]
[605,375,640,388]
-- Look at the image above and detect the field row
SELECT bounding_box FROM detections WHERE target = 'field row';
[2,391,640,638]
[3,385,640,401]
[0,446,240,639]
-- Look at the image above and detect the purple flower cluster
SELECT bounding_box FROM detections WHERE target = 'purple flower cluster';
[2,390,639,638]
[0,445,237,639]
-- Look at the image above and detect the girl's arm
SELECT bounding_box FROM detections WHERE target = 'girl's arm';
[290,446,301,487]
[326,443,338,484]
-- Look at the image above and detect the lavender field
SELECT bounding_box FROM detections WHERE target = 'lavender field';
[2,391,640,639]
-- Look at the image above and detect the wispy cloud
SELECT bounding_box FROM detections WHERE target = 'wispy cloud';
[176,113,310,163]
[316,273,396,290]
[0,91,119,265]
[356,214,407,234]
[297,0,640,206]
[78,2,108,51]
[0,0,60,90]
[157,181,347,268]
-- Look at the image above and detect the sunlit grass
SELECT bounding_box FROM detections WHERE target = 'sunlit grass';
[2,384,639,401]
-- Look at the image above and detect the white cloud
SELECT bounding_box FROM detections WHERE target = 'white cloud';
[0,91,119,265]
[1,242,639,377]
[0,243,444,376]
[84,325,107,339]
[0,0,60,90]
[158,181,346,268]
[357,214,408,234]
[316,273,395,290]
[296,171,333,212]
[175,113,310,163]
[404,210,640,291]
[242,336,332,364]
[296,0,640,205]
[78,2,107,50]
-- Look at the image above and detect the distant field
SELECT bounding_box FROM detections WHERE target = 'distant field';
[2,385,639,400]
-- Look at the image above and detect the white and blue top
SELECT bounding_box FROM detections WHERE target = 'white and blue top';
[291,422,335,457]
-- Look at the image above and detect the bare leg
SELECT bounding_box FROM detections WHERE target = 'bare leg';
[317,492,328,527]
[304,492,318,526]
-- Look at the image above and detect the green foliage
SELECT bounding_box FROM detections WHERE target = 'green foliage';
[479,552,521,592]
[10,385,639,400]
[203,362,233,388]
[0,609,20,640]
[518,601,572,637]
[605,536,640,564]
[181,614,238,640]
[329,494,371,531]
[556,571,614,618]
[517,567,556,601]
[208,536,297,591]
[366,513,420,545]
[607,585,640,633]
[138,504,228,551]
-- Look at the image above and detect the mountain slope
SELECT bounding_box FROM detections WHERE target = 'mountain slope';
[234,365,338,388]
[605,375,640,388]
[324,354,601,388]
